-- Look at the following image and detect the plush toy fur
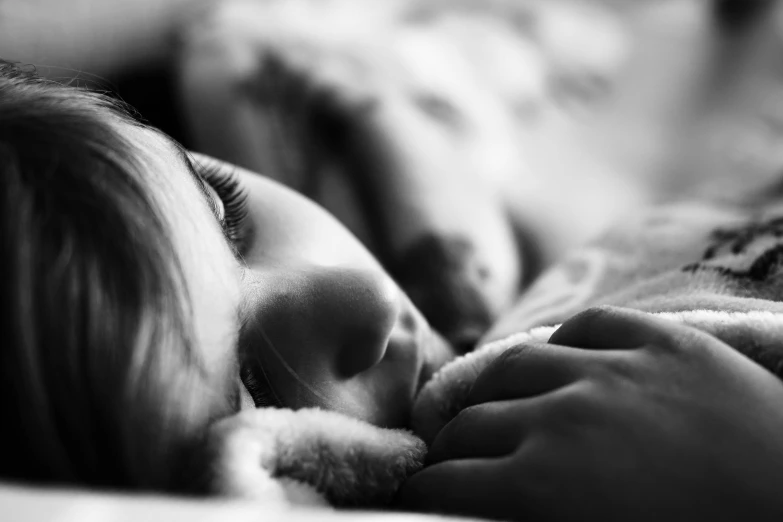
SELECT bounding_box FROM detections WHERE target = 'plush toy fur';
[206,407,426,508]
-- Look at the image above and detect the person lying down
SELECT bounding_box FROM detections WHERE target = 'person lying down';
[4,61,783,521]
[210,179,783,517]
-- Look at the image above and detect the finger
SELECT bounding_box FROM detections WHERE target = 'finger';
[549,305,679,350]
[427,399,534,465]
[394,458,524,521]
[466,341,605,407]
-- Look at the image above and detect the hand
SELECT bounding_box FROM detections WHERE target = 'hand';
[395,306,783,521]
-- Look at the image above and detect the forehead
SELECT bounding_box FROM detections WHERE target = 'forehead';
[122,123,243,377]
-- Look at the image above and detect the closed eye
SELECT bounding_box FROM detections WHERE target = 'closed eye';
[181,151,254,258]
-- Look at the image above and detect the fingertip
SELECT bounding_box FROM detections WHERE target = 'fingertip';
[548,305,614,346]
[549,305,656,349]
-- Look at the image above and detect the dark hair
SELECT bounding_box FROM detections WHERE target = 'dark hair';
[0,63,228,492]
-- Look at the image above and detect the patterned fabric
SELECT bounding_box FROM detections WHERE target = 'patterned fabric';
[415,192,783,444]
[485,198,783,342]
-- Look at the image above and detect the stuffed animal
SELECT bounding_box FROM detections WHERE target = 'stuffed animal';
[177,0,632,351]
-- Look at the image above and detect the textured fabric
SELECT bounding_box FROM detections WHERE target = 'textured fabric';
[206,407,426,508]
[415,195,783,443]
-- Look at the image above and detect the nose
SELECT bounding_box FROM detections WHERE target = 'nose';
[241,265,401,381]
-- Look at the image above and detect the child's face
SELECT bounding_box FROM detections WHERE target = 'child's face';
[128,125,454,428]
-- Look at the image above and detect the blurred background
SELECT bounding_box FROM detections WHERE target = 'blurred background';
[2,0,782,341]
[3,1,779,219]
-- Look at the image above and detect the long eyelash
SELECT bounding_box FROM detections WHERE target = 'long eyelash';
[240,359,281,408]
[198,163,252,254]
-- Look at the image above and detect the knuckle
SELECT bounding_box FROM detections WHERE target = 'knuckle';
[429,404,485,459]
[453,403,483,428]
[644,325,693,355]
[597,354,641,385]
[442,403,484,443]
[546,383,600,427]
